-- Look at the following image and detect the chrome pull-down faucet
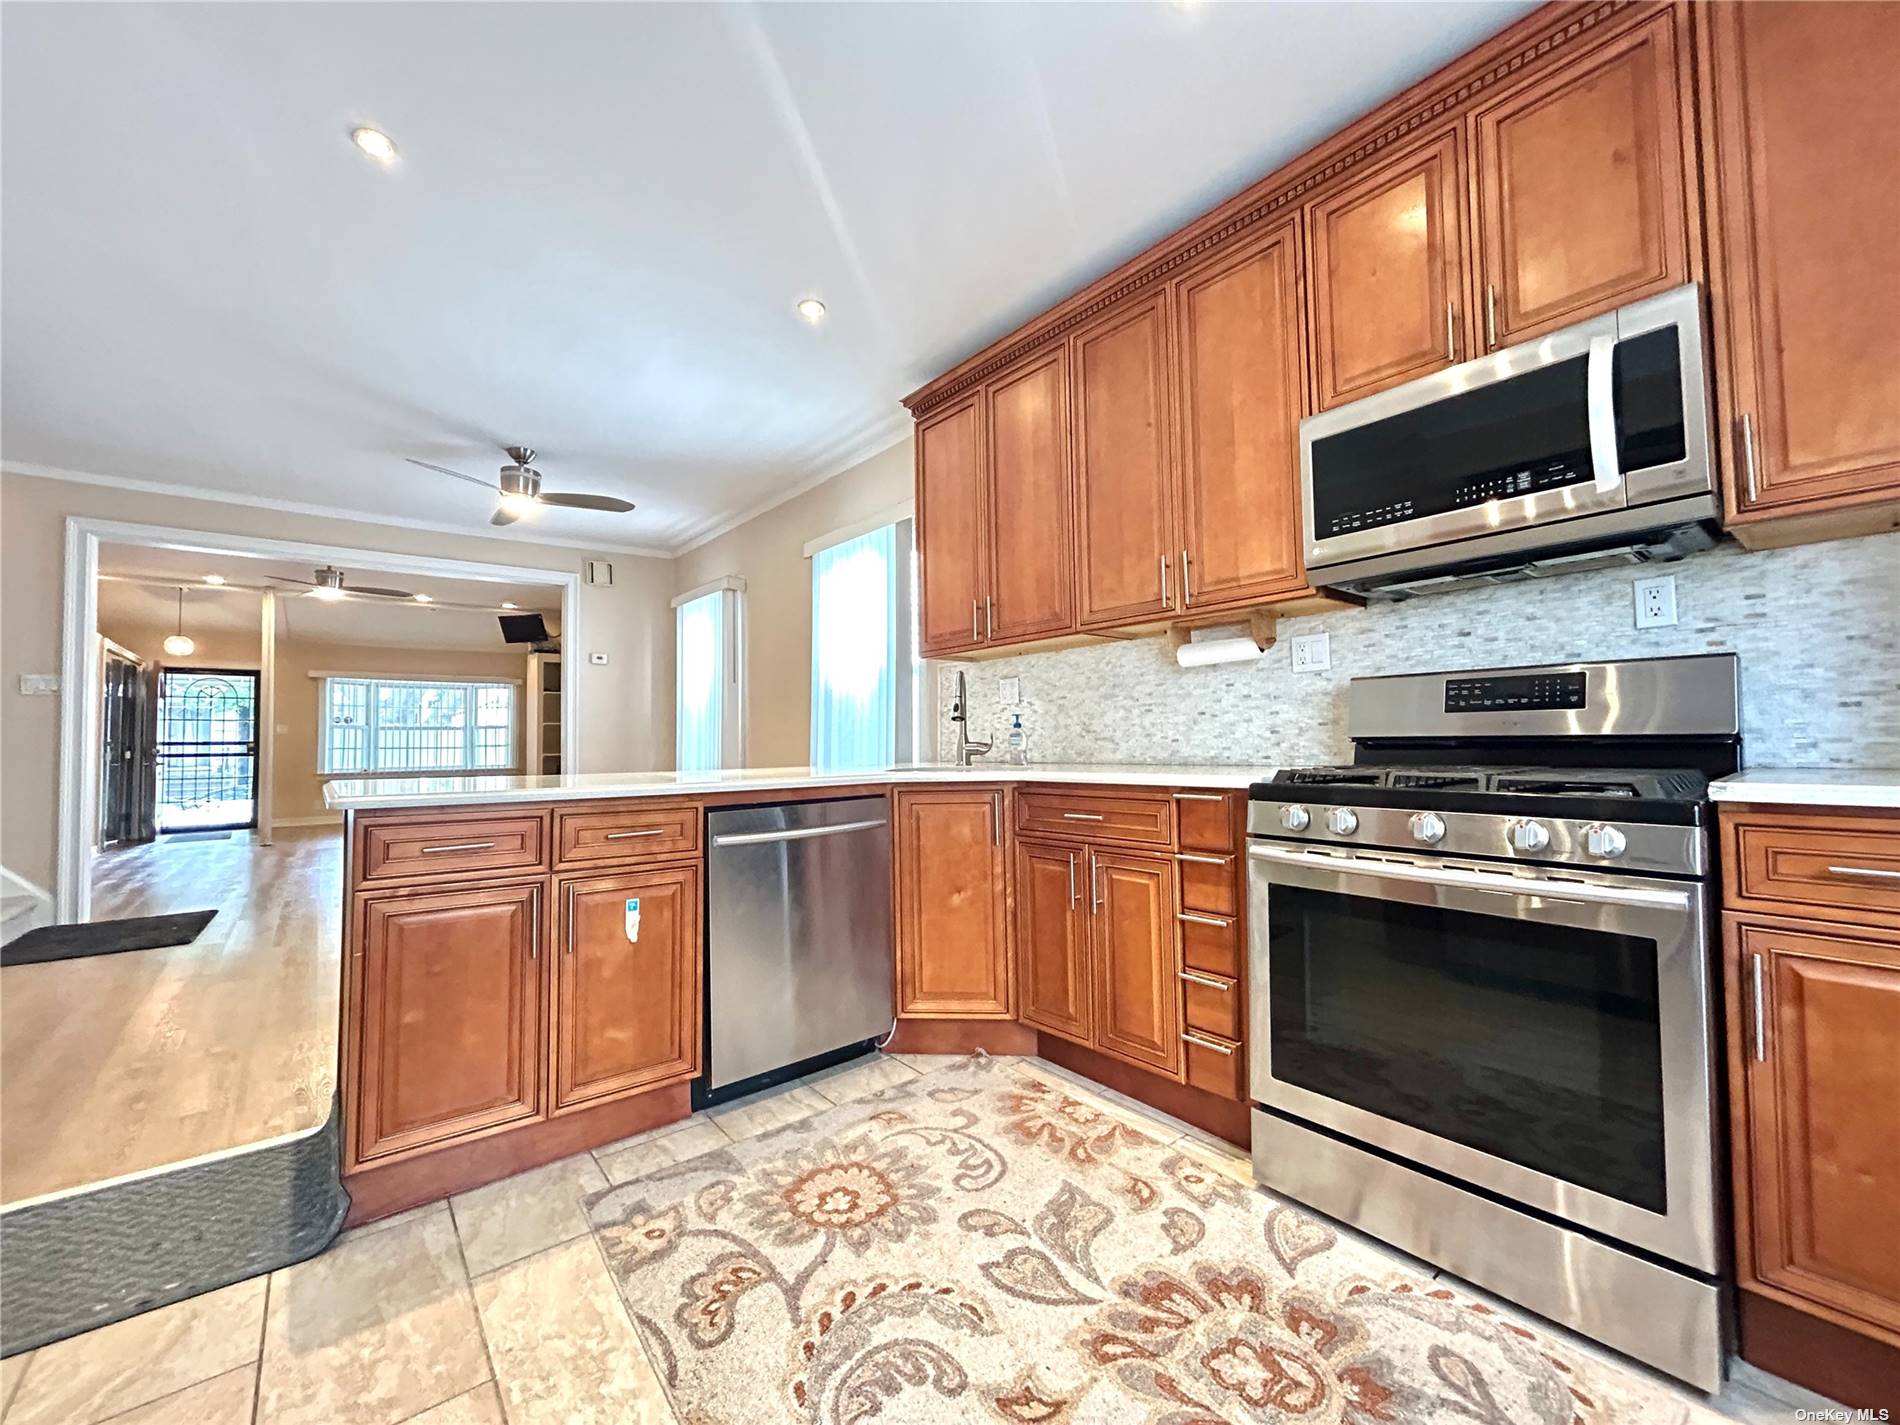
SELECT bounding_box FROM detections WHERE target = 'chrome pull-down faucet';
[950,670,992,767]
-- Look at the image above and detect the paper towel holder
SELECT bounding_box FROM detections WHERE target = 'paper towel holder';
[1168,609,1277,658]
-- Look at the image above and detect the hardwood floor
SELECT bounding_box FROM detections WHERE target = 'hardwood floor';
[0,827,342,1206]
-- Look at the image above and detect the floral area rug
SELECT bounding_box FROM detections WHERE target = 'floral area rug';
[586,1056,1710,1425]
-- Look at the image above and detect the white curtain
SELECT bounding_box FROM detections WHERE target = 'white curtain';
[675,590,728,772]
[811,524,897,771]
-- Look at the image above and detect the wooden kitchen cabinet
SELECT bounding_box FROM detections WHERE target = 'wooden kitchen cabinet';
[894,787,1011,1018]
[1703,0,1900,531]
[355,880,543,1163]
[1470,10,1692,350]
[1171,215,1311,610]
[1015,839,1091,1043]
[916,393,988,655]
[1071,290,1176,627]
[552,865,700,1113]
[1088,849,1180,1076]
[1307,127,1468,410]
[986,346,1075,642]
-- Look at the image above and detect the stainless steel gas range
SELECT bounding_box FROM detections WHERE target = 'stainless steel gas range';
[1246,653,1740,1391]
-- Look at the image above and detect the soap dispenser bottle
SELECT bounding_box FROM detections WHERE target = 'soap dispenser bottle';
[1005,713,1028,766]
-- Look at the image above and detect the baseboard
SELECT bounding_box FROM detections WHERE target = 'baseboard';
[1739,1288,1900,1410]
[1035,1035,1251,1147]
[270,815,343,828]
[884,1018,1038,1056]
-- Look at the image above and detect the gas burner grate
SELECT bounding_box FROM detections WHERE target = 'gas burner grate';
[1388,772,1484,790]
[1492,776,1643,797]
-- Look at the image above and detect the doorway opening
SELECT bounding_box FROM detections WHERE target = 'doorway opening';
[154,668,260,832]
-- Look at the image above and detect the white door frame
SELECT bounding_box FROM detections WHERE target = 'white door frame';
[58,516,581,922]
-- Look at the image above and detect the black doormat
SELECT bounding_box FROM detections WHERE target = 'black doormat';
[2,910,218,967]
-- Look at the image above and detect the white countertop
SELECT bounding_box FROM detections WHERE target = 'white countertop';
[324,762,1276,810]
[1709,768,1900,810]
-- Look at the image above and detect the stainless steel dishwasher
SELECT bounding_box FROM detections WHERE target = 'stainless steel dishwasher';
[702,797,893,1102]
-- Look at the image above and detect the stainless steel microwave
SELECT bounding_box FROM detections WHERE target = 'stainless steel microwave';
[1300,283,1717,598]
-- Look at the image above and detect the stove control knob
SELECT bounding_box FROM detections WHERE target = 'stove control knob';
[1510,819,1551,852]
[1585,823,1628,859]
[1326,807,1360,836]
[1279,805,1312,832]
[1409,811,1447,845]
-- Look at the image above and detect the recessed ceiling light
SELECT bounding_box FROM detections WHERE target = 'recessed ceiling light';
[202,573,226,586]
[350,126,399,164]
[795,297,827,324]
[412,593,433,604]
[501,601,518,610]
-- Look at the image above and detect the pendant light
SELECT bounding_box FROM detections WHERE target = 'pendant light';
[162,586,196,658]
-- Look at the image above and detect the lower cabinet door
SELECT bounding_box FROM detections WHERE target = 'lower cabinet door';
[553,865,701,1112]
[895,788,1011,1017]
[1089,850,1181,1075]
[1016,839,1091,1043]
[1736,919,1900,1338]
[357,880,544,1162]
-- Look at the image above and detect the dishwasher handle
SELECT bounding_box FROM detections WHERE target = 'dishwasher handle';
[711,817,889,848]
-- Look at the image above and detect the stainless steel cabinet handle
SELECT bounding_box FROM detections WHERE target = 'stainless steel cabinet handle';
[1177,852,1231,865]
[1067,850,1078,908]
[1181,549,1193,606]
[1178,969,1231,990]
[1062,811,1106,822]
[1177,911,1231,927]
[1740,414,1759,504]
[1444,300,1457,360]
[605,827,666,840]
[1750,952,1767,1062]
[1485,283,1498,349]
[1172,792,1223,803]
[1159,554,1170,604]
[711,818,888,847]
[986,596,994,640]
[1182,1031,1235,1055]
[421,840,496,854]
[1826,864,1900,881]
[1089,850,1101,912]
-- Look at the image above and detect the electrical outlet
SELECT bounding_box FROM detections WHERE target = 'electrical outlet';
[1633,574,1678,629]
[588,651,609,665]
[999,676,1021,706]
[1290,632,1331,673]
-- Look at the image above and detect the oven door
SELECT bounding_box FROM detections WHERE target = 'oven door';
[1246,841,1718,1272]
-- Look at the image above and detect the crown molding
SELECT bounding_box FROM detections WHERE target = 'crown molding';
[669,411,912,557]
[1,461,676,559]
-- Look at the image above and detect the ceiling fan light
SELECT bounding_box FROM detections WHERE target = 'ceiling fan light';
[308,584,347,601]
[412,593,433,604]
[498,492,539,519]
[163,633,195,657]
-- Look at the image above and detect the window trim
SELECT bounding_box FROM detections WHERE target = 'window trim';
[314,672,521,777]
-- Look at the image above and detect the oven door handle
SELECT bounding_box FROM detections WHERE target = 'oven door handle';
[1248,843,1692,911]
[1586,332,1623,495]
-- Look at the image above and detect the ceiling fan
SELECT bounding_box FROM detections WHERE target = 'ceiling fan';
[406,446,636,526]
[267,565,420,601]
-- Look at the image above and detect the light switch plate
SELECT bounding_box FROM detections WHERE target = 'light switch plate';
[999,676,1021,706]
[1290,633,1331,672]
[17,673,59,696]
[1633,574,1679,629]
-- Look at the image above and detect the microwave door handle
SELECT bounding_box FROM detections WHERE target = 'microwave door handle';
[1586,332,1622,496]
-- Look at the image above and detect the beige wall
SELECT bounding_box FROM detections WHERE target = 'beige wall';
[671,437,913,768]
[1,470,676,891]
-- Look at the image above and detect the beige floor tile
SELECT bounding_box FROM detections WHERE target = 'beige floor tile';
[473,1238,674,1425]
[339,1198,449,1246]
[6,1277,265,1425]
[1,1350,33,1417]
[588,1110,710,1162]
[94,1366,256,1425]
[801,1053,919,1105]
[1722,1361,1843,1413]
[404,1382,506,1425]
[451,1153,608,1277]
[595,1118,731,1187]
[887,1051,969,1073]
[256,1206,490,1425]
[703,1082,831,1141]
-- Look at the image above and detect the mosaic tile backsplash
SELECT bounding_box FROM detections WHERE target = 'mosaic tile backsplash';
[937,531,1900,771]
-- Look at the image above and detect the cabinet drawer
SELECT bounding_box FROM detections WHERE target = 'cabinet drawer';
[1182,1029,1246,1100]
[1180,968,1242,1040]
[555,802,700,869]
[1017,790,1172,846]
[1178,851,1238,916]
[1173,792,1236,853]
[1179,911,1240,978]
[1725,809,1900,926]
[357,812,548,885]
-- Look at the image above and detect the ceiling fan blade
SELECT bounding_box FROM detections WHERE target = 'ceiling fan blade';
[490,505,521,527]
[350,585,420,600]
[265,574,318,586]
[407,458,498,491]
[536,491,636,513]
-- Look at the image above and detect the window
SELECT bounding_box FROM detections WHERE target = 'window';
[810,518,918,771]
[319,676,517,774]
[674,579,744,772]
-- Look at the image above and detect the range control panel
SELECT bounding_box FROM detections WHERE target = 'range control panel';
[1444,670,1587,713]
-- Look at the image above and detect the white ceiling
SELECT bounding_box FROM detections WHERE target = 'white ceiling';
[4,1,1532,554]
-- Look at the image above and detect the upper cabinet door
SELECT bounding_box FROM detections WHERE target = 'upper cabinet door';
[986,347,1076,642]
[1737,922,1900,1338]
[1172,215,1310,611]
[894,788,1011,1018]
[916,394,987,655]
[552,866,700,1114]
[1307,128,1468,411]
[1071,291,1177,627]
[1472,11,1691,350]
[1704,1,1900,518]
